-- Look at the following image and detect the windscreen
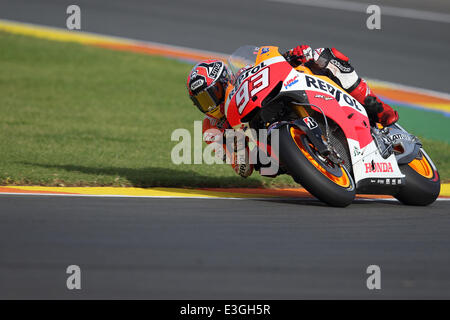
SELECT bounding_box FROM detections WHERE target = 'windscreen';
[227,45,260,79]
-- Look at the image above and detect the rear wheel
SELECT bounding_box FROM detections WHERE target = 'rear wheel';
[279,124,356,207]
[395,149,440,206]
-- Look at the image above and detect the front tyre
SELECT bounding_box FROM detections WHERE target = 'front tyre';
[395,149,440,206]
[279,124,356,207]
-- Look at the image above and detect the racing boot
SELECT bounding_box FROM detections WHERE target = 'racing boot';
[349,78,399,127]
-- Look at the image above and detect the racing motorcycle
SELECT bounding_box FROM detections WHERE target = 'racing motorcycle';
[224,45,440,207]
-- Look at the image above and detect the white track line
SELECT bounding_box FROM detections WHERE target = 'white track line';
[268,0,450,24]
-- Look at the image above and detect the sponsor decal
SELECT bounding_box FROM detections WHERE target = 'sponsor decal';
[209,62,222,79]
[221,68,228,78]
[368,178,402,185]
[302,116,318,130]
[190,79,204,91]
[198,61,222,79]
[353,146,362,157]
[313,48,324,60]
[391,133,409,140]
[261,47,270,54]
[314,94,333,101]
[303,46,313,60]
[388,133,414,142]
[330,59,352,72]
[305,75,362,111]
[381,136,392,144]
[233,61,267,90]
[190,70,198,79]
[365,162,394,173]
[284,75,299,89]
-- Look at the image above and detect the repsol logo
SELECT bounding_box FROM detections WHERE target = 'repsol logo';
[235,62,267,88]
[365,162,394,173]
[305,75,362,111]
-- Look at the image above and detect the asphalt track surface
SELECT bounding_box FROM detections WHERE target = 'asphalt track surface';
[1,195,450,299]
[1,0,450,299]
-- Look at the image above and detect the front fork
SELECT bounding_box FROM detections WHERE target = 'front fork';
[290,104,344,165]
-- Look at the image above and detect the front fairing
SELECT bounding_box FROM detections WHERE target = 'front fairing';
[224,46,293,128]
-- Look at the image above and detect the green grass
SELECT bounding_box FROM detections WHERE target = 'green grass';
[416,137,450,182]
[388,104,450,144]
[0,32,289,187]
[0,32,448,187]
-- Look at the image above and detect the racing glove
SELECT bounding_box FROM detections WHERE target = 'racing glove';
[231,148,254,178]
[284,45,314,67]
[228,133,254,178]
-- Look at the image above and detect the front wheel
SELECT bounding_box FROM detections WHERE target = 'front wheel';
[395,149,440,206]
[279,124,356,207]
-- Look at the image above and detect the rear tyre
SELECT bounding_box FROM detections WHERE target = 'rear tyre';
[395,149,440,206]
[279,124,356,207]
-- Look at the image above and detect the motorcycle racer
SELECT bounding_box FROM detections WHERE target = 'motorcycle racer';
[186,59,255,178]
[186,45,399,178]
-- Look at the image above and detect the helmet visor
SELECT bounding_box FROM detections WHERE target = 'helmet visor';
[191,85,224,114]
